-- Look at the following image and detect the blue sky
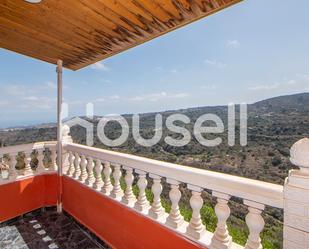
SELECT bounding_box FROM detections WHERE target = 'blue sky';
[0,0,309,128]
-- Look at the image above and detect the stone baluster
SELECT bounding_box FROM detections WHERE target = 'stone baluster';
[50,149,57,171]
[134,170,150,214]
[244,200,265,249]
[36,149,46,173]
[23,151,33,175]
[79,155,87,182]
[186,185,206,240]
[210,192,232,249]
[93,159,104,191]
[8,153,18,180]
[67,151,75,176]
[110,164,124,200]
[166,179,184,229]
[85,157,95,187]
[62,150,70,174]
[149,174,165,221]
[121,166,136,207]
[73,153,81,179]
[102,161,113,195]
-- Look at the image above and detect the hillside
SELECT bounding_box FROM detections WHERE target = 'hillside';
[1,92,308,249]
[1,93,308,185]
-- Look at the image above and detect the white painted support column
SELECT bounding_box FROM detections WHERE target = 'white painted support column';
[186,185,206,240]
[284,138,309,249]
[93,159,104,191]
[149,174,166,221]
[134,170,150,214]
[56,59,63,213]
[166,179,184,229]
[244,200,265,249]
[210,192,232,249]
[121,166,136,207]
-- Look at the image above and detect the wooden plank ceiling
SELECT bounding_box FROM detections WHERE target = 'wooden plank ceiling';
[0,0,241,70]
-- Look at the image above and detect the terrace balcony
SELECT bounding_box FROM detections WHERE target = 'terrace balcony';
[1,127,308,249]
[1,1,309,249]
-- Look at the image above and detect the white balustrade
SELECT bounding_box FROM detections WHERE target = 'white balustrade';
[23,151,33,175]
[2,133,309,249]
[186,185,206,240]
[50,149,57,171]
[210,192,232,249]
[62,150,70,174]
[0,141,57,184]
[36,149,46,173]
[149,174,165,221]
[134,170,150,213]
[244,201,265,249]
[102,161,113,195]
[9,154,18,180]
[73,153,81,179]
[67,151,75,176]
[85,157,95,187]
[121,166,136,207]
[166,179,184,229]
[79,155,87,183]
[110,164,124,200]
[62,142,290,249]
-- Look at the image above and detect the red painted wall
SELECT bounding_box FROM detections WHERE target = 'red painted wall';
[0,174,59,222]
[62,176,205,249]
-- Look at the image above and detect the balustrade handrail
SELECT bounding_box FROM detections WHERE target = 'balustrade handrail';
[0,141,57,155]
[65,142,284,209]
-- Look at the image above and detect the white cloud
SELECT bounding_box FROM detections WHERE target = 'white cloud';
[23,96,40,101]
[226,40,240,48]
[96,98,106,102]
[287,80,296,85]
[101,79,112,84]
[296,73,309,80]
[0,101,8,107]
[170,69,178,74]
[0,83,57,112]
[155,66,163,71]
[44,81,57,90]
[18,96,56,110]
[129,92,189,102]
[91,62,110,71]
[204,59,226,69]
[109,95,120,100]
[4,85,27,96]
[201,84,217,90]
[249,83,280,91]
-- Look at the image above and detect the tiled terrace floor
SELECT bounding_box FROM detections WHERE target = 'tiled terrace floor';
[0,208,111,249]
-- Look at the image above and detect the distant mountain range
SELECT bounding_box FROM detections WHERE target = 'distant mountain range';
[1,92,308,184]
[1,92,307,249]
[2,92,308,131]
